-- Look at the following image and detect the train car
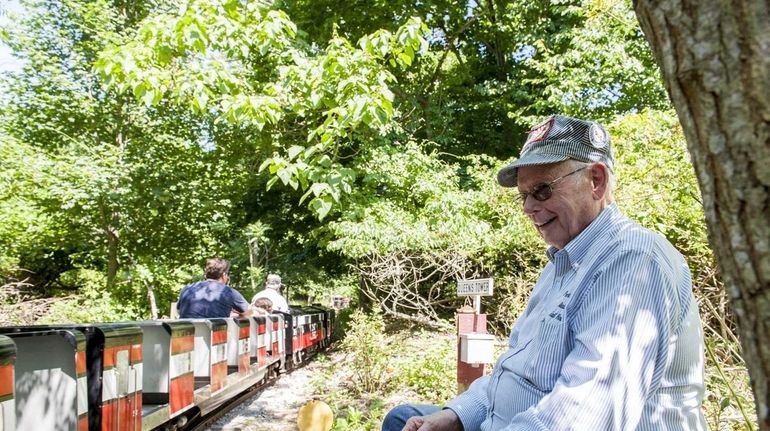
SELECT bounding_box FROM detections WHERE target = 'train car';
[0,324,143,431]
[290,306,325,355]
[189,318,229,395]
[225,319,250,376]
[0,327,89,431]
[132,320,195,431]
[248,316,268,370]
[69,324,144,431]
[265,314,285,373]
[275,308,306,366]
[301,305,335,349]
[0,335,16,430]
[0,306,331,431]
[186,317,276,420]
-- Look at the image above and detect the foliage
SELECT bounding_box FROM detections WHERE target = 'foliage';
[95,0,429,220]
[511,0,668,121]
[285,0,668,157]
[38,269,141,323]
[391,330,456,404]
[332,403,387,431]
[314,317,455,431]
[325,141,545,323]
[0,0,260,319]
[340,307,390,394]
[611,111,709,261]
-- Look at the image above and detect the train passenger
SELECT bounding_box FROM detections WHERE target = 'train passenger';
[252,297,273,315]
[178,258,252,318]
[251,274,289,312]
[382,115,707,431]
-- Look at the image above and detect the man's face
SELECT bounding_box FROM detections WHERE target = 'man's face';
[517,162,598,249]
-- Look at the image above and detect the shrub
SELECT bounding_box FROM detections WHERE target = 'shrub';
[340,307,390,394]
[392,330,456,404]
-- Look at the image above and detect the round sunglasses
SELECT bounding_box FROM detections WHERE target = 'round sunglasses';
[517,166,588,203]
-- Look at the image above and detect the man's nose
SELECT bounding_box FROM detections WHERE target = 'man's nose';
[522,194,538,214]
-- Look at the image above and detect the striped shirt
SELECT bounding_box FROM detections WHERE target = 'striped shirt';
[446,204,706,430]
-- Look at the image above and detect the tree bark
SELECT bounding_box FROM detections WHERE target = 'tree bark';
[633,0,770,428]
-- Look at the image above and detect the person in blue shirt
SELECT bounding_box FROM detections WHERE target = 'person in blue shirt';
[382,115,706,431]
[178,258,252,319]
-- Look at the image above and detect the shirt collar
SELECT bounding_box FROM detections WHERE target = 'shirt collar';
[546,203,622,271]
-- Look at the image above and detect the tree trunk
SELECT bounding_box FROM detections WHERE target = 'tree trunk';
[633,1,770,428]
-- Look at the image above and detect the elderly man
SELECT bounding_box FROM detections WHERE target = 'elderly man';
[251,273,289,312]
[178,258,252,318]
[382,115,706,430]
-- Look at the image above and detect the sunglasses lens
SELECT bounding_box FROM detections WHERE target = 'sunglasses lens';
[532,184,552,201]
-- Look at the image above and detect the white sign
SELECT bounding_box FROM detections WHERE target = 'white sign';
[457,278,494,296]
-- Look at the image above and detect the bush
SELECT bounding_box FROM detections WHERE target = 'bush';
[340,307,390,394]
[39,269,141,323]
[392,330,456,404]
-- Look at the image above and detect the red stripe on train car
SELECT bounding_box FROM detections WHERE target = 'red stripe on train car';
[103,346,116,369]
[169,372,194,414]
[258,347,267,368]
[131,392,142,431]
[76,351,87,376]
[212,330,227,345]
[239,327,249,339]
[102,398,115,431]
[78,414,88,431]
[118,397,133,431]
[211,361,227,392]
[108,397,136,431]
[272,342,279,355]
[130,343,142,363]
[272,321,279,331]
[0,364,13,397]
[238,353,249,375]
[171,335,194,355]
[258,324,266,334]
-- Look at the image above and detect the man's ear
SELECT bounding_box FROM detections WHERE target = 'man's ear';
[589,163,609,200]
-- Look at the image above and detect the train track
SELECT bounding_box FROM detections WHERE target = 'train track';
[185,358,319,431]
[186,381,273,431]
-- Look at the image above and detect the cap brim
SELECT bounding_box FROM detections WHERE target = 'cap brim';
[497,153,571,187]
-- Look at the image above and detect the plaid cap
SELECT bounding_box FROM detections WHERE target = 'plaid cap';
[497,115,614,187]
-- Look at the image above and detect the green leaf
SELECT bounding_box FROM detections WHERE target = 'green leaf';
[309,195,333,220]
[288,145,304,160]
[276,168,292,186]
[258,158,273,172]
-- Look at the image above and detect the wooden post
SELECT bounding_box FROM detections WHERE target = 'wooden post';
[456,306,487,394]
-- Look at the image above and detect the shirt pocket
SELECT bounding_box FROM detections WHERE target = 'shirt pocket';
[522,318,569,391]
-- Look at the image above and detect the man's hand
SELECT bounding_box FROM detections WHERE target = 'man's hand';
[402,409,463,431]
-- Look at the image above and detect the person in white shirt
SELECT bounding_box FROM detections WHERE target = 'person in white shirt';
[251,273,289,312]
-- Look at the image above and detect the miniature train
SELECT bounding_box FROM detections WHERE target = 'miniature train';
[0,305,334,431]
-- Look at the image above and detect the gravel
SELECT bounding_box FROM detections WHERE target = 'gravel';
[206,352,340,431]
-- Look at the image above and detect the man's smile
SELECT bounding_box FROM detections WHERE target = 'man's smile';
[535,217,556,228]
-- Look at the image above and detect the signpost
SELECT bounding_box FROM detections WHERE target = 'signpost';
[455,278,493,393]
[457,278,493,314]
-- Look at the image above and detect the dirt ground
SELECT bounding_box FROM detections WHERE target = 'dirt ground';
[207,350,346,431]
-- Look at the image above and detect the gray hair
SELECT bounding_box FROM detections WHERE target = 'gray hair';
[563,159,615,202]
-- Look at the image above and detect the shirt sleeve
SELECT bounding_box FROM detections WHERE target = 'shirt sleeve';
[445,375,491,431]
[504,247,682,430]
[230,288,251,313]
